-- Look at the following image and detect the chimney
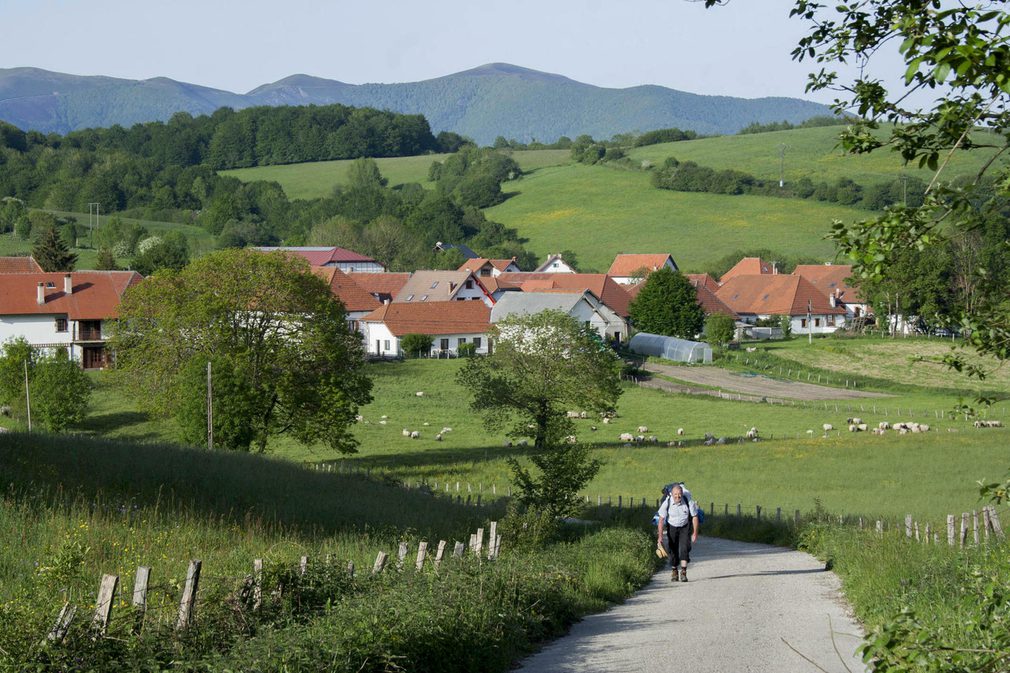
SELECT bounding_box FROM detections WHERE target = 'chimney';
[64,273,72,295]
[829,293,837,308]
[37,282,45,305]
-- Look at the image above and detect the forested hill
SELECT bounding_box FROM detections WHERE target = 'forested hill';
[0,64,831,143]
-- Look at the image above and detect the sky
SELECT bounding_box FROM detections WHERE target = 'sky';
[2,0,905,105]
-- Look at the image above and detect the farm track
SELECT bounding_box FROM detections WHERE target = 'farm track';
[642,363,890,402]
[517,536,867,673]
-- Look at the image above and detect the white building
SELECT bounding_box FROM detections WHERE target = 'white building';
[392,270,495,307]
[534,253,577,274]
[606,253,679,285]
[360,301,491,357]
[458,257,522,278]
[0,270,143,368]
[254,246,386,273]
[490,291,627,343]
[715,274,846,335]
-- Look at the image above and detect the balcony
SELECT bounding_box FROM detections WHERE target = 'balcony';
[75,323,103,342]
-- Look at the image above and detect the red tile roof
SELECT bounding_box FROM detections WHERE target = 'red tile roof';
[0,271,143,320]
[0,256,43,273]
[715,275,844,316]
[458,258,517,274]
[311,266,380,312]
[792,264,864,305]
[393,271,492,303]
[255,246,379,266]
[495,273,632,317]
[350,272,411,299]
[720,257,775,283]
[360,301,491,336]
[685,273,720,292]
[607,254,676,278]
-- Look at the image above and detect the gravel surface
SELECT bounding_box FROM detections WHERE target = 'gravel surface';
[517,536,868,673]
[644,363,889,401]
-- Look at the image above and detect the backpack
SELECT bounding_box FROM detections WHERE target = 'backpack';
[657,483,704,525]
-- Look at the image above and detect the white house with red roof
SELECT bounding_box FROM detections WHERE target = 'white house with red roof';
[715,274,846,335]
[254,246,385,273]
[534,253,577,274]
[607,253,679,285]
[792,264,871,321]
[393,270,495,307]
[457,257,522,278]
[360,301,491,357]
[310,266,380,333]
[0,270,143,368]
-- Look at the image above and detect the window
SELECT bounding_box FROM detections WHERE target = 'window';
[465,280,473,289]
[383,340,390,351]
[827,316,835,327]
[45,281,55,289]
[480,269,490,277]
[814,318,821,327]
[406,294,414,301]
[55,317,68,333]
[473,337,482,349]
[421,295,428,301]
[430,281,439,289]
[440,338,449,351]
[800,319,807,328]
[458,337,466,345]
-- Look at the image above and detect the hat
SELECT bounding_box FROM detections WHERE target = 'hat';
[655,542,668,559]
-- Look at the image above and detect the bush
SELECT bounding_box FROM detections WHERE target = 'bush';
[400,333,433,358]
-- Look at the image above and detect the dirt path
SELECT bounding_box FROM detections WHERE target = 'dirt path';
[643,363,889,402]
[517,536,868,673]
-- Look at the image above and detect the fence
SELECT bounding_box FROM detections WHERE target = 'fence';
[46,522,503,645]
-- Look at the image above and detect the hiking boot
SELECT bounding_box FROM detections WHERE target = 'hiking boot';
[680,568,688,582]
[671,567,680,582]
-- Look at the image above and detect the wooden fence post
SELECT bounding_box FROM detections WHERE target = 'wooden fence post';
[989,506,1005,540]
[487,522,498,560]
[724,503,728,516]
[48,603,77,644]
[960,513,969,547]
[300,556,308,577]
[415,541,428,571]
[372,552,388,574]
[132,566,151,635]
[795,509,800,526]
[946,515,955,546]
[973,511,979,545]
[618,495,622,510]
[913,521,919,542]
[453,541,465,558]
[397,541,409,569]
[875,520,882,535]
[475,528,484,557]
[176,560,201,631]
[347,561,355,577]
[251,559,264,611]
[435,540,447,567]
[756,505,761,519]
[92,574,118,637]
[776,507,781,523]
[737,504,742,517]
[983,507,992,540]
[905,515,913,538]
[924,523,931,544]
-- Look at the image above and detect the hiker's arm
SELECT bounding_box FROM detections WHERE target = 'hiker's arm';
[657,516,666,540]
[691,515,699,542]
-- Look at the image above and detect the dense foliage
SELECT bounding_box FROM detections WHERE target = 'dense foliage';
[110,249,372,452]
[628,268,705,339]
[0,338,90,432]
[737,115,848,135]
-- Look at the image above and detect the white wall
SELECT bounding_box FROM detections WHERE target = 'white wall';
[0,315,110,362]
[335,261,385,273]
[362,321,490,357]
[451,279,493,305]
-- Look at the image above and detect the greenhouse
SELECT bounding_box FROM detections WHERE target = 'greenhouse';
[628,332,712,363]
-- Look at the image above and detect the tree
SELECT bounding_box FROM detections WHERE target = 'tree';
[346,157,388,190]
[110,249,373,453]
[704,1,1010,380]
[131,231,189,276]
[400,333,433,358]
[0,339,90,432]
[32,225,77,272]
[0,197,27,235]
[458,311,622,516]
[705,314,736,346]
[628,268,704,339]
[95,247,119,270]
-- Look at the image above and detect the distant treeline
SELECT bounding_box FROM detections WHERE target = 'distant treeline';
[737,116,849,135]
[651,157,927,211]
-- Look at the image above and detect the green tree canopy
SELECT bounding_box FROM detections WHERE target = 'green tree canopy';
[628,268,704,339]
[32,224,77,272]
[110,249,372,452]
[0,339,90,432]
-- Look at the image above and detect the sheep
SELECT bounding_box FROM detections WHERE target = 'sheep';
[677,428,685,436]
[410,431,420,439]
[898,427,909,435]
[380,415,388,420]
[355,414,364,422]
[566,411,581,419]
[435,433,443,441]
[878,421,891,430]
[745,427,759,440]
[845,417,863,425]
[517,439,528,447]
[822,423,834,432]
[703,436,715,446]
[565,435,578,444]
[647,435,659,444]
[637,425,649,433]
[402,428,410,437]
[848,424,859,432]
[423,422,430,426]
[704,433,715,442]
[379,420,387,425]
[620,433,635,442]
[590,426,598,432]
[635,435,646,443]
[603,417,613,424]
[503,440,513,448]
[580,411,589,419]
[666,441,677,447]
[857,423,868,432]
[415,391,425,397]
[441,427,453,433]
[716,437,726,445]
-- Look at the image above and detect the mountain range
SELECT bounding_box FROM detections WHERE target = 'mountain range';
[0,63,832,144]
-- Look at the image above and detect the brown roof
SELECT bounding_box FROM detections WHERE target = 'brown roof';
[685,273,720,292]
[350,272,411,299]
[360,301,491,336]
[393,270,491,303]
[0,256,44,273]
[607,254,676,278]
[793,264,864,305]
[720,257,775,283]
[311,266,380,312]
[715,275,844,316]
[458,258,517,274]
[0,271,143,320]
[495,273,632,317]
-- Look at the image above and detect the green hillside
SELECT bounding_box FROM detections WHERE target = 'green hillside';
[627,126,1002,185]
[485,162,867,272]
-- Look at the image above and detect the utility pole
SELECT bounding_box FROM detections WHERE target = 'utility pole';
[807,300,813,345]
[778,144,788,188]
[24,359,31,432]
[88,203,101,244]
[206,361,213,450]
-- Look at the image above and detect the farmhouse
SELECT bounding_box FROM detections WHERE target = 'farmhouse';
[534,253,577,273]
[720,256,777,282]
[458,257,522,278]
[360,301,491,357]
[792,264,871,321]
[606,253,679,285]
[253,246,385,273]
[0,270,143,368]
[490,291,627,343]
[393,270,495,306]
[311,266,380,333]
[715,274,845,335]
[492,273,632,318]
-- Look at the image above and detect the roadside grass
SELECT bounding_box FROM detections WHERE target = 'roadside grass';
[484,163,868,272]
[66,357,1010,522]
[626,125,1001,185]
[220,149,571,200]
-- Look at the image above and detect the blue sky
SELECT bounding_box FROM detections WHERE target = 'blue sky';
[2,0,904,104]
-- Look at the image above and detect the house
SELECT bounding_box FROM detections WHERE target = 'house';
[715,274,846,335]
[253,246,385,273]
[350,272,411,304]
[720,257,777,283]
[534,253,577,274]
[393,270,495,307]
[434,241,479,260]
[458,257,522,278]
[684,273,720,293]
[311,266,380,333]
[0,256,44,273]
[493,273,633,319]
[792,264,871,321]
[606,253,679,285]
[0,270,143,368]
[490,291,628,343]
[360,301,491,357]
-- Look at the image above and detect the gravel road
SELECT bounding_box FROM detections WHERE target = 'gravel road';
[517,536,868,673]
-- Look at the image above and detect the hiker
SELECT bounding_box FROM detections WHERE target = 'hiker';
[657,483,699,582]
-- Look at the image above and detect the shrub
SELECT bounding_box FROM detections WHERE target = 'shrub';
[401,333,433,358]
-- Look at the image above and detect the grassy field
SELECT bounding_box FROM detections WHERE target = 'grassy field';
[220,149,572,200]
[626,125,1003,185]
[485,162,868,271]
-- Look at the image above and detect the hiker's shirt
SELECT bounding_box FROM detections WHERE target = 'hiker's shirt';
[659,497,698,528]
